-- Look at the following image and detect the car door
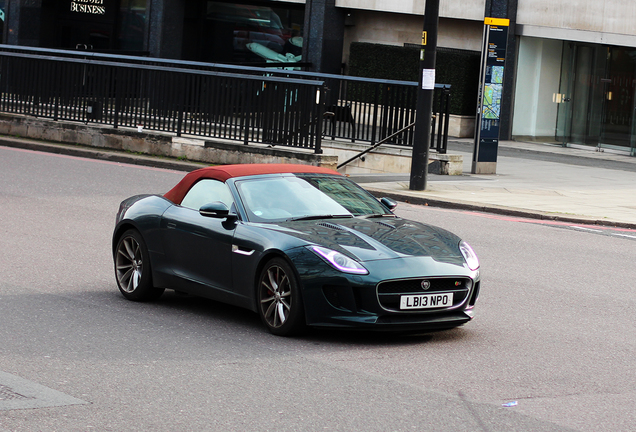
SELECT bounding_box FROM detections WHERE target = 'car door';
[161,179,236,294]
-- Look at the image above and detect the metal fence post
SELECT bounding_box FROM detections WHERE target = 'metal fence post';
[243,80,252,145]
[441,87,451,154]
[436,87,445,152]
[113,67,120,129]
[176,73,185,137]
[314,84,326,154]
[430,88,438,151]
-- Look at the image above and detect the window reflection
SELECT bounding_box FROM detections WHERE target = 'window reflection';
[205,1,303,65]
[0,0,5,44]
[117,0,147,52]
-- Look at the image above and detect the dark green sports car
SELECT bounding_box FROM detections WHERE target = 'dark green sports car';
[112,164,480,336]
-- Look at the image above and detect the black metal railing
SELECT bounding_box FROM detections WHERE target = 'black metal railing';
[0,45,451,154]
[0,49,326,151]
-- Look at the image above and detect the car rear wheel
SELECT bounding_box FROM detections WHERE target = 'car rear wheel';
[257,258,305,336]
[115,229,164,301]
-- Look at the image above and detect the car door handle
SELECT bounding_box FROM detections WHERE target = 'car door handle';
[167,222,176,229]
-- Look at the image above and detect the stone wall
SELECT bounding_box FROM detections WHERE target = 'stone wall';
[0,113,464,175]
[0,114,338,170]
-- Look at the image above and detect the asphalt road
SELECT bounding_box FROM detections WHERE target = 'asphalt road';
[1,146,635,432]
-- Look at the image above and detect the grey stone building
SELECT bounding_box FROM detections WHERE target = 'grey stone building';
[3,0,636,154]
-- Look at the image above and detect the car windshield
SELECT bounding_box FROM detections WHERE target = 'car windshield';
[235,174,390,222]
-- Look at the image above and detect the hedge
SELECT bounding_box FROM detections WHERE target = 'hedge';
[347,42,480,116]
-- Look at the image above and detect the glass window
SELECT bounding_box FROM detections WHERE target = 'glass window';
[202,1,304,65]
[557,42,636,152]
[0,1,5,44]
[117,0,147,52]
[181,179,234,211]
[303,175,389,216]
[235,174,389,222]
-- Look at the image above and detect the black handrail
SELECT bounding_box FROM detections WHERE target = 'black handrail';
[337,122,415,169]
[0,45,452,154]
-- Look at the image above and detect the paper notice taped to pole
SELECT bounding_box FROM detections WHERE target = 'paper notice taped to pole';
[422,69,435,90]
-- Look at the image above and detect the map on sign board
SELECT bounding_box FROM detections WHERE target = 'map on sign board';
[482,83,502,119]
[489,65,504,84]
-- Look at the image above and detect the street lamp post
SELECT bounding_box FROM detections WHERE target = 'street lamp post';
[409,0,440,191]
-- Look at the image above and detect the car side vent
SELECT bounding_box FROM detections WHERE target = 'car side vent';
[318,222,346,231]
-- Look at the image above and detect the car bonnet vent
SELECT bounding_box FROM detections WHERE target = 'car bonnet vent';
[318,222,346,231]
[375,220,396,229]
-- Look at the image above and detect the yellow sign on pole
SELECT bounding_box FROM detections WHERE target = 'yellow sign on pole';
[484,17,509,26]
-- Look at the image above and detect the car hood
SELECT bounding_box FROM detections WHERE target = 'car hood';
[260,217,465,265]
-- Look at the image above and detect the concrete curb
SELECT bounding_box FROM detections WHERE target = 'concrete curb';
[0,136,206,172]
[3,135,636,230]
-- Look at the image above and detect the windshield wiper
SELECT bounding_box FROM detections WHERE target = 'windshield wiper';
[288,214,353,221]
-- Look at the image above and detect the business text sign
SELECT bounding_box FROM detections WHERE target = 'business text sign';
[71,0,105,15]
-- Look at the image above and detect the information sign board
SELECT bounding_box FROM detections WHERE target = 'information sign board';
[472,18,509,174]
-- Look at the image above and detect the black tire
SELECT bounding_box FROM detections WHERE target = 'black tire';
[257,258,305,336]
[114,229,164,301]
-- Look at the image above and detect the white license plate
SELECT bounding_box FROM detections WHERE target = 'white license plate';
[400,292,454,310]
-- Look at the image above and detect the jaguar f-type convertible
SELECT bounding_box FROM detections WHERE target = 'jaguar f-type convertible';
[112,164,480,336]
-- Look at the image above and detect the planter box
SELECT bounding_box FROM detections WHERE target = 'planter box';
[448,114,475,138]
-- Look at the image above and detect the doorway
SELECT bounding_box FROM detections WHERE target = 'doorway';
[556,43,636,155]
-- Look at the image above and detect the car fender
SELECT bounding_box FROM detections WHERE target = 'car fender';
[112,195,174,274]
[231,222,312,311]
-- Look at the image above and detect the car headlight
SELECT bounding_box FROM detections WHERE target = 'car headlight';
[309,246,369,275]
[459,241,479,271]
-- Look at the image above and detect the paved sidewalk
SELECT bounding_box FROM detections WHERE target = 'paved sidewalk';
[2,135,635,228]
[354,139,636,228]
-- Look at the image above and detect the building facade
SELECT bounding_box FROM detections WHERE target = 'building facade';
[2,0,636,154]
[337,0,636,154]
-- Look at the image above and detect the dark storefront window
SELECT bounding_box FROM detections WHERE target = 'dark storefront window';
[40,0,146,53]
[53,0,120,50]
[183,0,304,65]
[0,1,5,44]
[116,0,147,52]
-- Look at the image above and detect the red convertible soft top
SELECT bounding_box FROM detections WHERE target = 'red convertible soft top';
[164,163,340,205]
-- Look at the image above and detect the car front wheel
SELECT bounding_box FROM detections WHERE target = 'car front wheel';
[114,229,164,301]
[257,258,305,336]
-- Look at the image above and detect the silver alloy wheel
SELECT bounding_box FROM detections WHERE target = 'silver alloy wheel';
[116,235,143,294]
[260,264,292,328]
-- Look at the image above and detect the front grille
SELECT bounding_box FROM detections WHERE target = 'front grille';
[378,278,471,294]
[377,277,471,312]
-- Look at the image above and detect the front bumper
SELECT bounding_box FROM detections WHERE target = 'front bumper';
[291,249,480,331]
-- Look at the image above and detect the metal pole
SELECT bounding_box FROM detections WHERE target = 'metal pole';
[409,0,440,191]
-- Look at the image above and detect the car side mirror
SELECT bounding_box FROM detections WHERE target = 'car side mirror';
[380,197,398,211]
[199,202,234,219]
